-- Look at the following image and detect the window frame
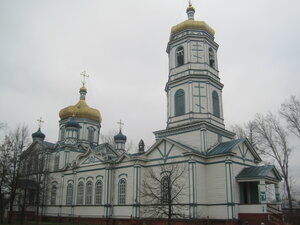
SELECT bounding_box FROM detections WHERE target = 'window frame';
[54,153,60,171]
[212,91,220,118]
[88,127,95,143]
[50,184,57,205]
[209,47,215,68]
[95,180,103,205]
[77,181,84,205]
[66,183,73,205]
[85,181,93,205]
[118,178,127,205]
[161,176,170,204]
[174,89,185,116]
[176,46,184,67]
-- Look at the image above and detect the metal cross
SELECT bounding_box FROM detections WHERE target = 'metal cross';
[37,117,44,129]
[117,119,124,131]
[193,82,206,112]
[80,70,89,87]
[191,41,203,62]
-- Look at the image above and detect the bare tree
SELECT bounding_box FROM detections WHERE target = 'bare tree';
[230,121,258,146]
[6,125,29,224]
[254,113,293,209]
[21,142,52,225]
[100,130,117,146]
[141,163,187,225]
[0,136,12,223]
[280,95,300,138]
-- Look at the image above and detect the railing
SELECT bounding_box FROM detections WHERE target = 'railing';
[267,204,284,225]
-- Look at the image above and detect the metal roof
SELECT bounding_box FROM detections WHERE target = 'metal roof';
[207,139,244,156]
[236,165,282,181]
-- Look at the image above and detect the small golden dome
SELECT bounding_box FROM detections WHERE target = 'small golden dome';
[80,86,87,92]
[186,3,195,12]
[170,19,215,39]
[59,87,101,122]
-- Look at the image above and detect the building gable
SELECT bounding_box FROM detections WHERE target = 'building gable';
[145,138,191,162]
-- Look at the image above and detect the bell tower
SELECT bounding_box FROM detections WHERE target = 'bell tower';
[154,3,235,152]
[166,3,224,129]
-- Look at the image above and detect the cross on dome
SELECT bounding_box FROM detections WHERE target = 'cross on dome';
[117,119,124,131]
[80,70,89,87]
[37,117,44,129]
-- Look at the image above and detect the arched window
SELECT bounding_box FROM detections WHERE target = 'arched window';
[50,184,57,205]
[212,91,220,117]
[209,48,215,68]
[174,89,185,116]
[66,183,73,205]
[61,127,65,141]
[54,153,60,171]
[77,181,84,205]
[95,180,103,205]
[88,127,94,143]
[161,176,170,204]
[118,178,126,205]
[85,181,93,205]
[176,46,184,66]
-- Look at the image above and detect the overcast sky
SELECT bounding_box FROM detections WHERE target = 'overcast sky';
[0,0,299,184]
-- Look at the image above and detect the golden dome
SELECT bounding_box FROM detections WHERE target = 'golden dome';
[186,3,195,12]
[170,19,215,38]
[59,87,101,122]
[80,86,87,92]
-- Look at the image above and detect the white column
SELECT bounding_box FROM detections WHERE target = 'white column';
[188,81,193,115]
[225,159,235,219]
[189,160,197,218]
[72,171,77,216]
[59,175,65,215]
[132,165,141,218]
[200,128,207,152]
[104,167,112,218]
[258,180,267,213]
[275,183,281,210]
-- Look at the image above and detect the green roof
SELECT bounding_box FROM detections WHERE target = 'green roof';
[236,165,281,181]
[207,139,244,156]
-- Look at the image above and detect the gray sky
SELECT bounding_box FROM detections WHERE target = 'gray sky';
[0,0,299,184]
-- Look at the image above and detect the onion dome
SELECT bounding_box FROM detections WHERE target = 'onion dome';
[65,117,81,128]
[114,130,127,142]
[170,3,215,39]
[59,86,101,122]
[32,128,45,140]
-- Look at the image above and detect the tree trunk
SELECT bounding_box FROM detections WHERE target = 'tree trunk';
[20,188,28,225]
[0,193,4,223]
[285,177,293,209]
[8,188,16,224]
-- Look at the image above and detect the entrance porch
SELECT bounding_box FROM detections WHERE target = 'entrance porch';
[236,165,283,225]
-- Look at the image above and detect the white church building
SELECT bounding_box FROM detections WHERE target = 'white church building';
[22,3,283,224]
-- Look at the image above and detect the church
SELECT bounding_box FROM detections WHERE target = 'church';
[23,3,283,224]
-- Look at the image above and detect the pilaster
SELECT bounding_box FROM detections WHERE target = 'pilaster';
[189,160,197,218]
[225,159,235,219]
[258,179,267,213]
[132,164,141,218]
[104,166,113,217]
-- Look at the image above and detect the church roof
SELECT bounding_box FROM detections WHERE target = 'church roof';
[169,3,215,40]
[114,130,127,141]
[170,20,215,38]
[32,128,45,139]
[59,86,101,122]
[207,139,244,156]
[236,165,282,182]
